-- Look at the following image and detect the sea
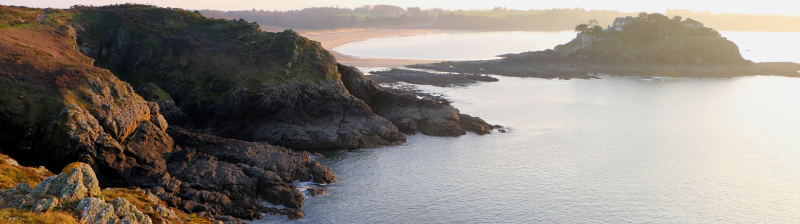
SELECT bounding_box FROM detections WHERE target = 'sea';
[257,31,800,223]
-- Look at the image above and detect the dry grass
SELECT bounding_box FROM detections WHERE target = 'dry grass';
[100,188,216,224]
[176,212,216,224]
[0,154,53,190]
[0,208,79,224]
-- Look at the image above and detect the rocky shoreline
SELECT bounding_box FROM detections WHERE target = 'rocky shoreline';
[368,68,499,87]
[409,50,800,80]
[0,5,502,223]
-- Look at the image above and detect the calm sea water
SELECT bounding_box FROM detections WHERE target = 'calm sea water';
[257,32,800,223]
[334,30,577,60]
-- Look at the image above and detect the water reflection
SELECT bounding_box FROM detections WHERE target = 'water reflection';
[259,75,800,223]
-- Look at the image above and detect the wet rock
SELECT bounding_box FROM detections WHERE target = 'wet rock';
[306,187,325,196]
[261,184,304,208]
[370,89,467,136]
[368,68,499,87]
[31,198,59,212]
[458,114,499,135]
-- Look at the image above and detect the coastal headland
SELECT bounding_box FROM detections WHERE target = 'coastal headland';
[0,4,499,223]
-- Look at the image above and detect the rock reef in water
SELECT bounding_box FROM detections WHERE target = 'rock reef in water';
[339,64,500,136]
[368,68,499,87]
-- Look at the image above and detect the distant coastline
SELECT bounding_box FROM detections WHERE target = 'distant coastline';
[302,28,447,67]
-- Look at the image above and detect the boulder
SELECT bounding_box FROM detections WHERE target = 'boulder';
[306,188,326,196]
[77,197,119,224]
[31,198,59,212]
[111,198,153,224]
[28,162,101,201]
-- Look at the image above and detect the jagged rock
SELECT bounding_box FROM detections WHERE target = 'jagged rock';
[147,102,169,132]
[28,162,101,201]
[155,205,181,224]
[306,187,326,196]
[213,215,244,224]
[0,183,32,208]
[111,198,153,224]
[337,65,498,136]
[370,89,465,136]
[136,83,195,128]
[31,198,59,212]
[458,114,498,135]
[77,197,119,224]
[74,9,407,149]
[261,184,304,208]
[338,63,380,103]
[10,183,31,194]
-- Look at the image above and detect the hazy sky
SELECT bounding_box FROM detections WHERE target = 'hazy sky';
[9,0,797,15]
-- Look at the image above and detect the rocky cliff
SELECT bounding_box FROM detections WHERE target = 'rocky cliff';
[0,4,500,222]
[0,5,335,221]
[70,5,405,149]
[338,64,499,136]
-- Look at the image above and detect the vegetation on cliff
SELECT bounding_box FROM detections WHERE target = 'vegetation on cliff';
[0,5,338,221]
[412,13,800,79]
[556,13,745,65]
[68,4,408,149]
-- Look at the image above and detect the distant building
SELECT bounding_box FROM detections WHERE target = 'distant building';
[407,7,421,15]
[683,18,704,28]
[611,17,628,31]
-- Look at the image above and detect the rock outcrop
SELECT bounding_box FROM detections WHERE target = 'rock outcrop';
[337,64,499,136]
[28,162,101,201]
[164,127,334,214]
[0,6,337,221]
[72,7,406,149]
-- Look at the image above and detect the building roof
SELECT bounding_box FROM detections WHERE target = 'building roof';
[613,17,627,23]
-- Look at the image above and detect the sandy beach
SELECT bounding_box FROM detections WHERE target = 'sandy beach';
[301,28,446,67]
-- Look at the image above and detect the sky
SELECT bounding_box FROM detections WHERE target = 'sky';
[8,0,798,16]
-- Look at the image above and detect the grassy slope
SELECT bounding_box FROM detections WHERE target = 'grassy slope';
[71,5,339,106]
[0,7,112,151]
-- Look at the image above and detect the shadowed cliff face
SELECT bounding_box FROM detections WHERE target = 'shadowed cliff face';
[71,6,405,149]
[0,5,337,220]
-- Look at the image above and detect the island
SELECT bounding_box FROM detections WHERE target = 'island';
[407,13,800,79]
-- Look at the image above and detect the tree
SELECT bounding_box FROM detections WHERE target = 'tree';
[647,13,670,36]
[575,23,589,33]
[590,25,604,36]
[588,19,599,27]
[672,15,682,21]
[638,12,648,19]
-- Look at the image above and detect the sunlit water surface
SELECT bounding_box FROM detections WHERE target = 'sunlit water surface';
[334,30,576,60]
[257,32,800,223]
